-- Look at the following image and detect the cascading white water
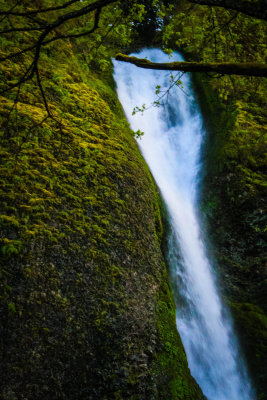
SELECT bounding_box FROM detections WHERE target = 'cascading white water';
[113,49,254,400]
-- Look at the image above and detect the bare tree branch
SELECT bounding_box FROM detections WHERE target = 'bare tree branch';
[35,64,51,117]
[45,7,103,42]
[115,54,267,77]
[0,26,45,34]
[188,0,267,21]
[0,60,34,95]
[0,0,117,93]
[0,6,102,65]
[0,1,20,23]
[23,0,116,77]
[0,44,38,62]
[0,0,80,17]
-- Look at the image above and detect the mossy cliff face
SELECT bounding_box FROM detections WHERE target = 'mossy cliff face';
[161,5,266,396]
[0,32,204,400]
[194,72,267,399]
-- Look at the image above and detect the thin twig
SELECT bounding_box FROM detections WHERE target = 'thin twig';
[35,64,51,117]
[0,0,20,23]
[0,25,45,34]
[0,0,80,17]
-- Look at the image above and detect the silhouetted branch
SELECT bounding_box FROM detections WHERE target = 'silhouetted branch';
[0,44,37,62]
[0,1,20,23]
[0,0,80,17]
[0,26,45,34]
[0,60,34,95]
[35,65,51,117]
[0,0,117,121]
[44,7,103,42]
[188,0,267,21]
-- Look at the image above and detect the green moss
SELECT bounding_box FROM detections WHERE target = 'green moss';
[0,22,203,400]
[230,302,267,400]
[194,69,266,398]
[155,275,205,399]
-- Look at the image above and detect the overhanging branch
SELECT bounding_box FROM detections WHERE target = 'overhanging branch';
[0,0,81,17]
[0,0,118,130]
[115,54,267,77]
[188,0,267,21]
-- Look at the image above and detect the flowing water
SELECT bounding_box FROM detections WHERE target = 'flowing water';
[113,49,253,400]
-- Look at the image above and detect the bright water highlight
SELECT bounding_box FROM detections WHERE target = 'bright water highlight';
[113,49,254,400]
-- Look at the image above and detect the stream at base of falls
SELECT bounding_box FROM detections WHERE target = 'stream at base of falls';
[113,49,254,400]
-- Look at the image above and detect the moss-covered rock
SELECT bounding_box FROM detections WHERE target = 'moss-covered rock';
[230,302,267,400]
[0,23,204,400]
[194,72,267,399]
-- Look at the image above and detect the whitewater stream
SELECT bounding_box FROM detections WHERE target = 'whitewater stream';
[113,49,253,400]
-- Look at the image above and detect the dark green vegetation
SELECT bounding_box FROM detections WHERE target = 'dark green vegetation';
[197,73,267,400]
[188,0,267,21]
[0,0,266,399]
[0,1,205,399]
[158,4,266,397]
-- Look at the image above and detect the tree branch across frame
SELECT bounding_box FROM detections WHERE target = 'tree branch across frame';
[115,0,267,79]
[115,54,267,78]
[0,0,266,126]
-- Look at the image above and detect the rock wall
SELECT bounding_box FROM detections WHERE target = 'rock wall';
[194,73,267,400]
[0,38,204,400]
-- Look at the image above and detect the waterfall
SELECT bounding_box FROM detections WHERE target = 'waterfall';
[113,49,254,400]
